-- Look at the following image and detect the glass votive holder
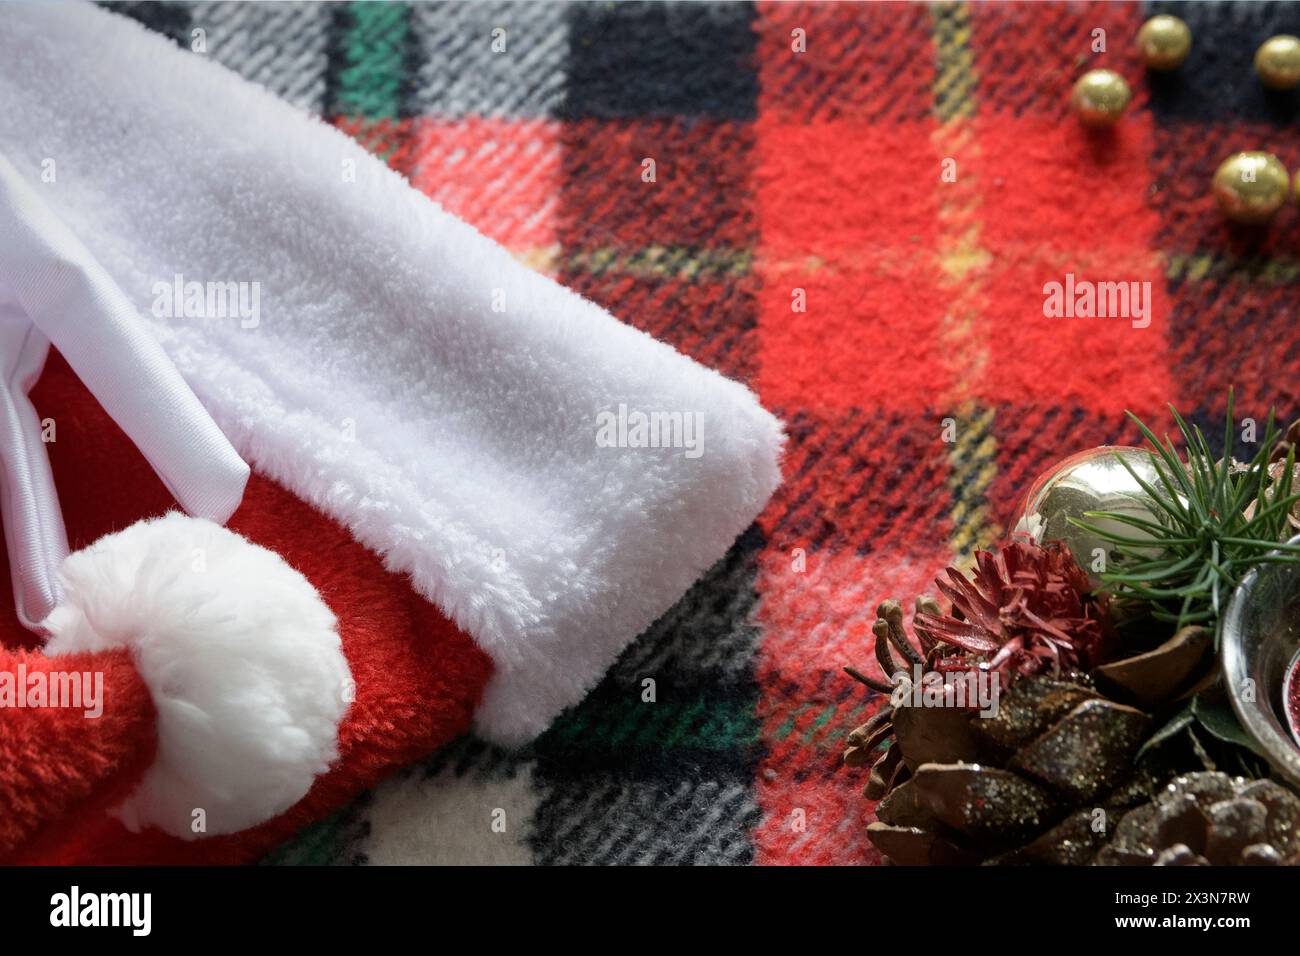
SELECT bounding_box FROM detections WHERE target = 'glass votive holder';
[1223,539,1300,789]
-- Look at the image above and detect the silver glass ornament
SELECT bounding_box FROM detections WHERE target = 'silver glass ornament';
[1011,446,1164,585]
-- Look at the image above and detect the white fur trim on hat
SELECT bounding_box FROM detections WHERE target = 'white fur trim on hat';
[43,513,350,839]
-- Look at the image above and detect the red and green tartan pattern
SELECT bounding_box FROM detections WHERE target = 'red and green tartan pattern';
[105,0,1300,865]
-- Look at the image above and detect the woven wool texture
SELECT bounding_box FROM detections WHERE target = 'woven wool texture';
[100,0,1300,865]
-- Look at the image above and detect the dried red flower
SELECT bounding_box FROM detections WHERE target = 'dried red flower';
[915,539,1114,678]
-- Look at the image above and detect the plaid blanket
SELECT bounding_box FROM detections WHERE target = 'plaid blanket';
[102,0,1300,865]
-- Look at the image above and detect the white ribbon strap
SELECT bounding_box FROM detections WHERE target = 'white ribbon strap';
[0,151,249,629]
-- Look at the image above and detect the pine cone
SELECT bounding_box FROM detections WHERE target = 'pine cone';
[859,635,1234,864]
[866,674,1176,865]
[846,539,1119,798]
[844,541,1286,865]
[843,597,960,800]
[1096,772,1300,865]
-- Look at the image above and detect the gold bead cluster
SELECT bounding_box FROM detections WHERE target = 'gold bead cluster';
[1071,16,1300,225]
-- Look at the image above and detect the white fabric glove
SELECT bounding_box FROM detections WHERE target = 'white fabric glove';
[0,151,248,628]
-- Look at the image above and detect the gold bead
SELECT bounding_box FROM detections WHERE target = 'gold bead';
[1212,152,1290,224]
[1137,15,1192,70]
[1072,69,1131,126]
[1255,35,1300,89]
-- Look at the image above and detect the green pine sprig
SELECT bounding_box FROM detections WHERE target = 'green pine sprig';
[1070,392,1300,646]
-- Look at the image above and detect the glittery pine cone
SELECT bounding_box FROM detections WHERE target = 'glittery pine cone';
[1096,772,1300,866]
[844,540,1270,866]
[865,674,1175,865]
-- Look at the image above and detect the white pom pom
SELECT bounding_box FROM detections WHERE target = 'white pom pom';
[43,513,351,838]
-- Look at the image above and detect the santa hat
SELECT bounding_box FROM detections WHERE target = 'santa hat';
[0,1,782,863]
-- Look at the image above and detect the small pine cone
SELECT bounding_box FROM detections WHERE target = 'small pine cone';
[1097,772,1300,866]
